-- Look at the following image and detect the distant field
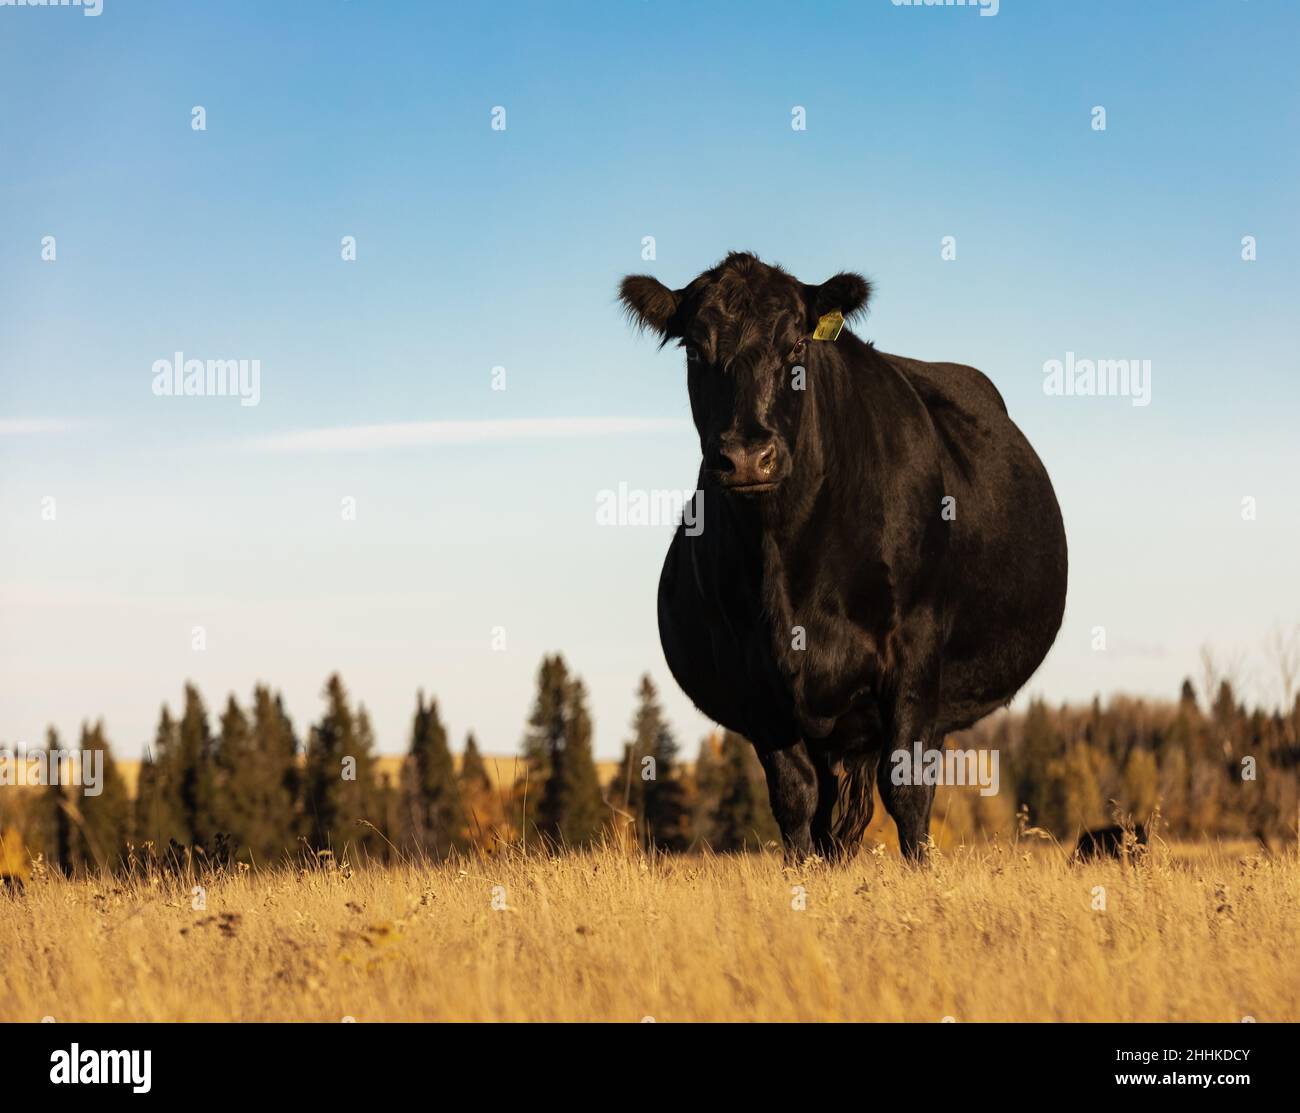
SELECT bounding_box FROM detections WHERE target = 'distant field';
[3,841,1296,1022]
[0,753,624,799]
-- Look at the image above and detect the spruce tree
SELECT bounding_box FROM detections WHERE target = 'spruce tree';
[710,731,780,851]
[147,684,219,853]
[520,655,604,847]
[691,732,726,847]
[177,683,219,849]
[138,704,185,849]
[556,678,604,846]
[611,675,687,850]
[460,732,491,796]
[206,689,299,864]
[520,655,564,835]
[74,720,131,873]
[34,728,72,875]
[133,746,159,850]
[250,686,300,860]
[403,691,465,856]
[1213,679,1239,725]
[304,674,379,858]
[213,695,253,859]
[459,732,503,844]
[353,706,384,857]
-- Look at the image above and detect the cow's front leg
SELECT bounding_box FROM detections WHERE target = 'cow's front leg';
[879,662,942,864]
[878,733,936,862]
[756,742,818,862]
[878,702,941,863]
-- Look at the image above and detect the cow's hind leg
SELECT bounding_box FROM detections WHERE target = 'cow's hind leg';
[808,747,842,859]
[821,704,885,858]
[757,742,818,862]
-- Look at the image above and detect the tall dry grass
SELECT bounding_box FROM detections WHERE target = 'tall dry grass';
[2,840,1296,1022]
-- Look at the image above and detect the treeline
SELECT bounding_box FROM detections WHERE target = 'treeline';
[4,662,1297,875]
[938,678,1300,847]
[4,657,780,875]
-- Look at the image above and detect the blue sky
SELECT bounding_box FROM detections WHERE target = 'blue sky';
[2,0,1297,761]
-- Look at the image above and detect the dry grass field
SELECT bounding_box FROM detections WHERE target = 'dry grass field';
[2,840,1297,1023]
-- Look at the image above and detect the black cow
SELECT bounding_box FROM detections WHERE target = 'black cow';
[619,253,1067,861]
[1074,824,1149,863]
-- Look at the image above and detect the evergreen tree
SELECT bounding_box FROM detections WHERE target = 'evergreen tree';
[610,675,687,850]
[73,720,131,873]
[460,732,489,787]
[208,689,299,865]
[459,733,505,845]
[139,704,186,849]
[303,674,379,857]
[250,686,300,860]
[553,677,604,846]
[709,731,780,851]
[176,683,219,848]
[353,706,384,857]
[692,732,726,846]
[33,728,72,876]
[212,695,253,859]
[1213,679,1239,725]
[144,684,219,852]
[133,746,159,849]
[520,655,563,833]
[403,691,465,855]
[520,656,604,847]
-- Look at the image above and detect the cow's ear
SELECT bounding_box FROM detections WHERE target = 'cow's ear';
[803,271,872,328]
[619,275,680,337]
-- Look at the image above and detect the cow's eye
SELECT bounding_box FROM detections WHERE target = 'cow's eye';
[684,346,701,363]
[789,338,807,362]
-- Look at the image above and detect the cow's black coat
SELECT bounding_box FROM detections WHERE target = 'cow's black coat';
[1074,824,1149,863]
[620,253,1068,860]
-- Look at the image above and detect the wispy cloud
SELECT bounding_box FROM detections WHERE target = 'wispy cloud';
[246,417,692,453]
[0,418,85,437]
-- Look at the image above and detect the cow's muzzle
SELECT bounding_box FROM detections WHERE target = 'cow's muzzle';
[713,438,783,492]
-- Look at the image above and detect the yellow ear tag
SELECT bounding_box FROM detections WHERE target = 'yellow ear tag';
[812,309,844,341]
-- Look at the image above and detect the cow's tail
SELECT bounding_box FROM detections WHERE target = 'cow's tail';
[831,751,877,851]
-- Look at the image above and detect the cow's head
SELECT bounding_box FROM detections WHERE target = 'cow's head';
[619,252,870,495]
